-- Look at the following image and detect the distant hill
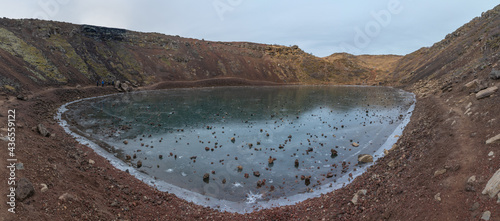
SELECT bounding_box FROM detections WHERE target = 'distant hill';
[0,4,498,95]
[0,19,387,94]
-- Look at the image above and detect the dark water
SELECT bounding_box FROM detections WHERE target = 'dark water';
[62,86,414,208]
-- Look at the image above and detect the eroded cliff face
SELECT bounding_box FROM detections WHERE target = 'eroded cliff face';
[389,4,500,95]
[0,19,388,95]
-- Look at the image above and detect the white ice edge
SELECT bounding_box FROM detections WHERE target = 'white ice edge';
[55,88,415,214]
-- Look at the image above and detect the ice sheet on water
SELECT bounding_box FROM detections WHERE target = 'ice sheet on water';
[56,86,416,214]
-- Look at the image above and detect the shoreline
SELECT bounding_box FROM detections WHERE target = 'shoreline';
[1,79,499,220]
[54,85,416,214]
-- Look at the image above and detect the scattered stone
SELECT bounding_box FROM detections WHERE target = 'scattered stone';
[40,184,48,193]
[222,179,226,184]
[434,193,441,202]
[205,147,210,151]
[444,163,461,172]
[330,149,338,157]
[253,171,260,177]
[121,82,130,92]
[470,202,480,211]
[351,189,367,205]
[305,176,311,186]
[352,142,360,147]
[482,168,500,198]
[159,155,163,159]
[294,159,299,167]
[486,134,500,144]
[15,178,34,201]
[89,159,95,165]
[476,86,498,99]
[126,155,131,160]
[16,163,24,170]
[137,160,142,168]
[17,95,27,100]
[110,199,120,207]
[481,211,491,220]
[37,124,50,137]
[237,165,243,171]
[244,173,249,178]
[230,137,236,143]
[257,180,264,188]
[58,193,76,201]
[203,173,210,181]
[268,156,276,164]
[384,149,389,155]
[123,140,128,145]
[465,102,473,110]
[434,168,447,177]
[488,151,494,157]
[114,80,121,90]
[357,154,373,163]
[326,172,334,178]
[490,68,500,80]
[465,79,479,88]
[466,175,477,192]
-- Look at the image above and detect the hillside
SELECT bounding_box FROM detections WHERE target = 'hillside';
[0,18,394,96]
[390,4,500,91]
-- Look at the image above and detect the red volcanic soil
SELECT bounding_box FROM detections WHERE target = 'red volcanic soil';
[0,77,498,220]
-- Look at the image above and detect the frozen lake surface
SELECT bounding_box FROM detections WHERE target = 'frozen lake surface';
[58,85,415,213]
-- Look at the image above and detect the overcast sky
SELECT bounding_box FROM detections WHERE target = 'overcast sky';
[0,1,497,57]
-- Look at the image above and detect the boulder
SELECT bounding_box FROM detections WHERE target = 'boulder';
[330,149,338,157]
[114,80,121,90]
[465,79,479,88]
[268,156,276,164]
[40,184,48,193]
[16,178,34,201]
[352,142,360,147]
[434,193,441,202]
[121,82,130,92]
[482,168,500,198]
[358,154,373,163]
[490,69,500,80]
[481,211,491,220]
[37,124,51,137]
[16,95,28,101]
[466,175,477,192]
[304,176,311,186]
[486,134,500,144]
[351,189,367,205]
[434,168,447,177]
[58,193,76,201]
[476,86,498,99]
